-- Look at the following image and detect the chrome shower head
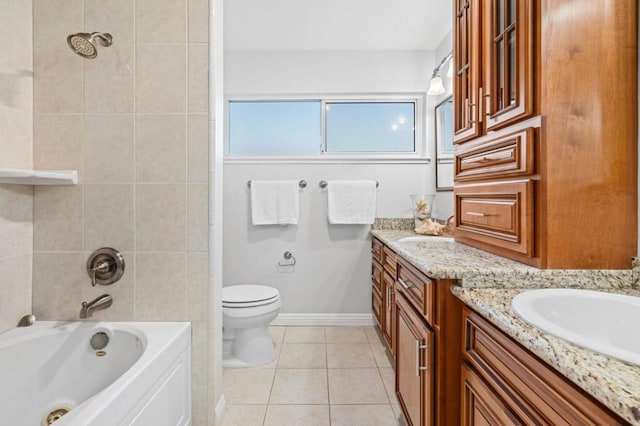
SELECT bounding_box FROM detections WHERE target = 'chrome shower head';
[67,32,113,59]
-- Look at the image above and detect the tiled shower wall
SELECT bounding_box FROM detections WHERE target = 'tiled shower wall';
[0,1,33,333]
[31,0,210,423]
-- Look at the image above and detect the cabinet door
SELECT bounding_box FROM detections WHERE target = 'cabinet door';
[454,0,483,143]
[461,364,523,425]
[395,293,434,426]
[382,271,395,352]
[483,0,534,131]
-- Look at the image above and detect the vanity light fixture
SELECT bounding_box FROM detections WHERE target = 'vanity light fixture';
[428,52,453,96]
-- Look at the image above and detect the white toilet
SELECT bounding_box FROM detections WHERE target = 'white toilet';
[222,284,281,367]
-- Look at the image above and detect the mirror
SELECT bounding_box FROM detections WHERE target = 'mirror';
[435,95,454,191]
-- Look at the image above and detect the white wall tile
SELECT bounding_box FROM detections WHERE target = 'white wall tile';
[188,183,209,252]
[188,253,208,321]
[136,0,187,44]
[84,114,134,183]
[136,184,187,251]
[84,184,134,251]
[34,186,83,251]
[136,45,187,113]
[188,0,209,43]
[135,253,187,320]
[0,254,32,332]
[188,44,209,113]
[0,185,33,258]
[84,0,135,112]
[188,114,209,182]
[136,114,187,182]
[34,114,84,177]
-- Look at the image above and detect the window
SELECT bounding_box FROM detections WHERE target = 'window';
[226,97,420,158]
[325,102,415,153]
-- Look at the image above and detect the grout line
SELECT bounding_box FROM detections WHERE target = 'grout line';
[132,0,137,321]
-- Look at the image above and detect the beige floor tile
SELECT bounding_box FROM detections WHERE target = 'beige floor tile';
[325,326,368,343]
[330,405,397,426]
[370,341,393,368]
[365,326,385,344]
[269,369,328,404]
[264,405,330,426]
[278,343,327,369]
[379,368,396,399]
[270,326,286,343]
[391,403,405,425]
[326,343,376,368]
[328,368,389,404]
[284,326,325,343]
[223,368,275,404]
[221,404,267,426]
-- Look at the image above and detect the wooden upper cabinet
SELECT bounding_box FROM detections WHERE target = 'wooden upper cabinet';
[483,0,535,131]
[454,0,482,143]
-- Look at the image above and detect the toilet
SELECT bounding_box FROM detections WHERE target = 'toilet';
[222,284,281,367]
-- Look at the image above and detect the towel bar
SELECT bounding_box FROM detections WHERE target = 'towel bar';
[318,180,379,188]
[247,180,307,188]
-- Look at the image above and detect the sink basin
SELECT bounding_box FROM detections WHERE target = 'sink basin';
[511,289,640,365]
[397,236,454,243]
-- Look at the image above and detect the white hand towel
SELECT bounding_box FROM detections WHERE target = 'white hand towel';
[327,180,377,224]
[251,180,300,225]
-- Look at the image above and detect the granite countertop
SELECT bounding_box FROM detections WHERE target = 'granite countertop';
[371,224,639,422]
[452,286,640,425]
[371,229,635,289]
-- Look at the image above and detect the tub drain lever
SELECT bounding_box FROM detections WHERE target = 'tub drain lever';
[278,251,296,267]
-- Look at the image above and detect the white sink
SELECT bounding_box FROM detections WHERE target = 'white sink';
[397,236,454,243]
[511,289,640,365]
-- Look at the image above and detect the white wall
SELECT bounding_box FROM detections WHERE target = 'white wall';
[223,50,455,314]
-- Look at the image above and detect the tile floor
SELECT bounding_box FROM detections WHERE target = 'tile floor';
[221,326,405,426]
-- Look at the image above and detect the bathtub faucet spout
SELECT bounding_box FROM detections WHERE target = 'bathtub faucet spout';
[80,294,112,319]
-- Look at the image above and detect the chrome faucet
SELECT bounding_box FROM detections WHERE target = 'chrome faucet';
[80,294,113,319]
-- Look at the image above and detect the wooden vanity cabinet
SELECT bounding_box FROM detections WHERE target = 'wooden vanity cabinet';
[453,0,638,269]
[372,237,396,357]
[461,307,626,425]
[395,256,463,426]
[395,290,434,426]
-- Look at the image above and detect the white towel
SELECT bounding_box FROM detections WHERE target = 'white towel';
[251,180,300,225]
[327,180,377,224]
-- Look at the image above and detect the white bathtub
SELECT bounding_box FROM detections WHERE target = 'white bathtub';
[0,321,191,425]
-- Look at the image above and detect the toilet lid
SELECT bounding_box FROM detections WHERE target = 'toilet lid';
[223,285,280,307]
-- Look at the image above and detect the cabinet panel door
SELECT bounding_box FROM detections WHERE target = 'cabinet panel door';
[382,271,395,352]
[483,0,534,131]
[454,0,483,143]
[461,364,523,425]
[395,293,434,426]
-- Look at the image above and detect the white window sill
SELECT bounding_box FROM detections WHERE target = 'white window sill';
[223,156,432,165]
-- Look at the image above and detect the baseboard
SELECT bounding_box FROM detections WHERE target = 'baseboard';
[213,394,226,426]
[272,313,375,326]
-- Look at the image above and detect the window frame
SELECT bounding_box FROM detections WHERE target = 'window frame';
[224,93,428,163]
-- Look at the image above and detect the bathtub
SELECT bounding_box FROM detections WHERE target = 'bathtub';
[0,321,191,425]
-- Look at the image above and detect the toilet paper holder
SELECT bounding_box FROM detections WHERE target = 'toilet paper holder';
[278,251,296,267]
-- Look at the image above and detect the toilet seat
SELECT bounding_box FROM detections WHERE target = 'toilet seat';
[223,285,280,308]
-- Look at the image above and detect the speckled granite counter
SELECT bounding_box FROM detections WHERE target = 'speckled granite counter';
[371,229,635,289]
[453,286,640,424]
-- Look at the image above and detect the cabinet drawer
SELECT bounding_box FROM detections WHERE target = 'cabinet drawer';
[382,246,397,277]
[372,238,383,263]
[372,289,382,328]
[455,128,535,181]
[397,259,435,326]
[455,180,534,257]
[371,260,383,294]
[463,309,625,425]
